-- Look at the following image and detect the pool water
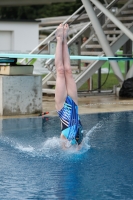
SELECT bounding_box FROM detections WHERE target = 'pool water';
[0,111,133,200]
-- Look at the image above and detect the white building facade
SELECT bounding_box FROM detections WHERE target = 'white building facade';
[0,20,39,52]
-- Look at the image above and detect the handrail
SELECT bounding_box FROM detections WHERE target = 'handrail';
[20,5,84,63]
[45,0,120,66]
[21,0,119,65]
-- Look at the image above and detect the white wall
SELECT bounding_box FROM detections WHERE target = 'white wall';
[0,21,39,52]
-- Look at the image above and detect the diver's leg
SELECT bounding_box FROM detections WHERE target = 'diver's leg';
[63,24,78,105]
[55,24,67,111]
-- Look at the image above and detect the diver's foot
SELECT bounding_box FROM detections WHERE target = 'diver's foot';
[63,23,69,41]
[55,23,64,41]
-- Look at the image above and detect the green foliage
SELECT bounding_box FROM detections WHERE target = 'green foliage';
[0,6,40,20]
[17,58,37,65]
[0,0,82,20]
[79,73,120,91]
[0,0,104,20]
[42,73,121,91]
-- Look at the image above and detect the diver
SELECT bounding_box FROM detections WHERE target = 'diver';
[55,23,83,148]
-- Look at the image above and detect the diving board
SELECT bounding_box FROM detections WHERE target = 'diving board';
[0,53,133,61]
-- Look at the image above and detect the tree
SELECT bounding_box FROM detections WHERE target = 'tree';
[0,0,83,20]
[0,0,106,20]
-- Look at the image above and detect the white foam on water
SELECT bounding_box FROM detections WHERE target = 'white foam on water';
[41,137,61,150]
[0,125,98,158]
[15,144,34,153]
[85,120,105,138]
[37,137,62,158]
[13,135,91,158]
[0,135,35,155]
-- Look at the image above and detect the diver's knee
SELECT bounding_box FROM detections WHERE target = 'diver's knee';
[57,66,65,75]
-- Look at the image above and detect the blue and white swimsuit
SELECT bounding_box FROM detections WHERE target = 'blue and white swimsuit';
[57,96,83,145]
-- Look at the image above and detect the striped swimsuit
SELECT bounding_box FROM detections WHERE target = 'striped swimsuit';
[57,96,83,145]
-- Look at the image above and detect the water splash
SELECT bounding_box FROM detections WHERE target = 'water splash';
[15,144,34,153]
[0,132,91,159]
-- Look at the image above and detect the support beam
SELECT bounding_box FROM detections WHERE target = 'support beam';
[81,0,124,82]
[126,64,133,79]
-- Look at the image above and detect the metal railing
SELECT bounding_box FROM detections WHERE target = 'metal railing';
[44,0,120,68]
[20,0,120,67]
[20,5,84,63]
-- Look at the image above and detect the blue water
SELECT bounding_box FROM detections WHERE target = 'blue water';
[0,111,133,200]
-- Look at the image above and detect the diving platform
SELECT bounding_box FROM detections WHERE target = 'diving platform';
[0,75,42,116]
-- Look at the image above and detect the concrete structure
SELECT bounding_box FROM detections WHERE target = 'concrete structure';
[0,75,42,116]
[0,20,42,116]
[0,20,39,52]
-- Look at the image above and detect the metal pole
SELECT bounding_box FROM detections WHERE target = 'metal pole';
[81,0,124,82]
[123,39,132,73]
[98,68,101,93]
